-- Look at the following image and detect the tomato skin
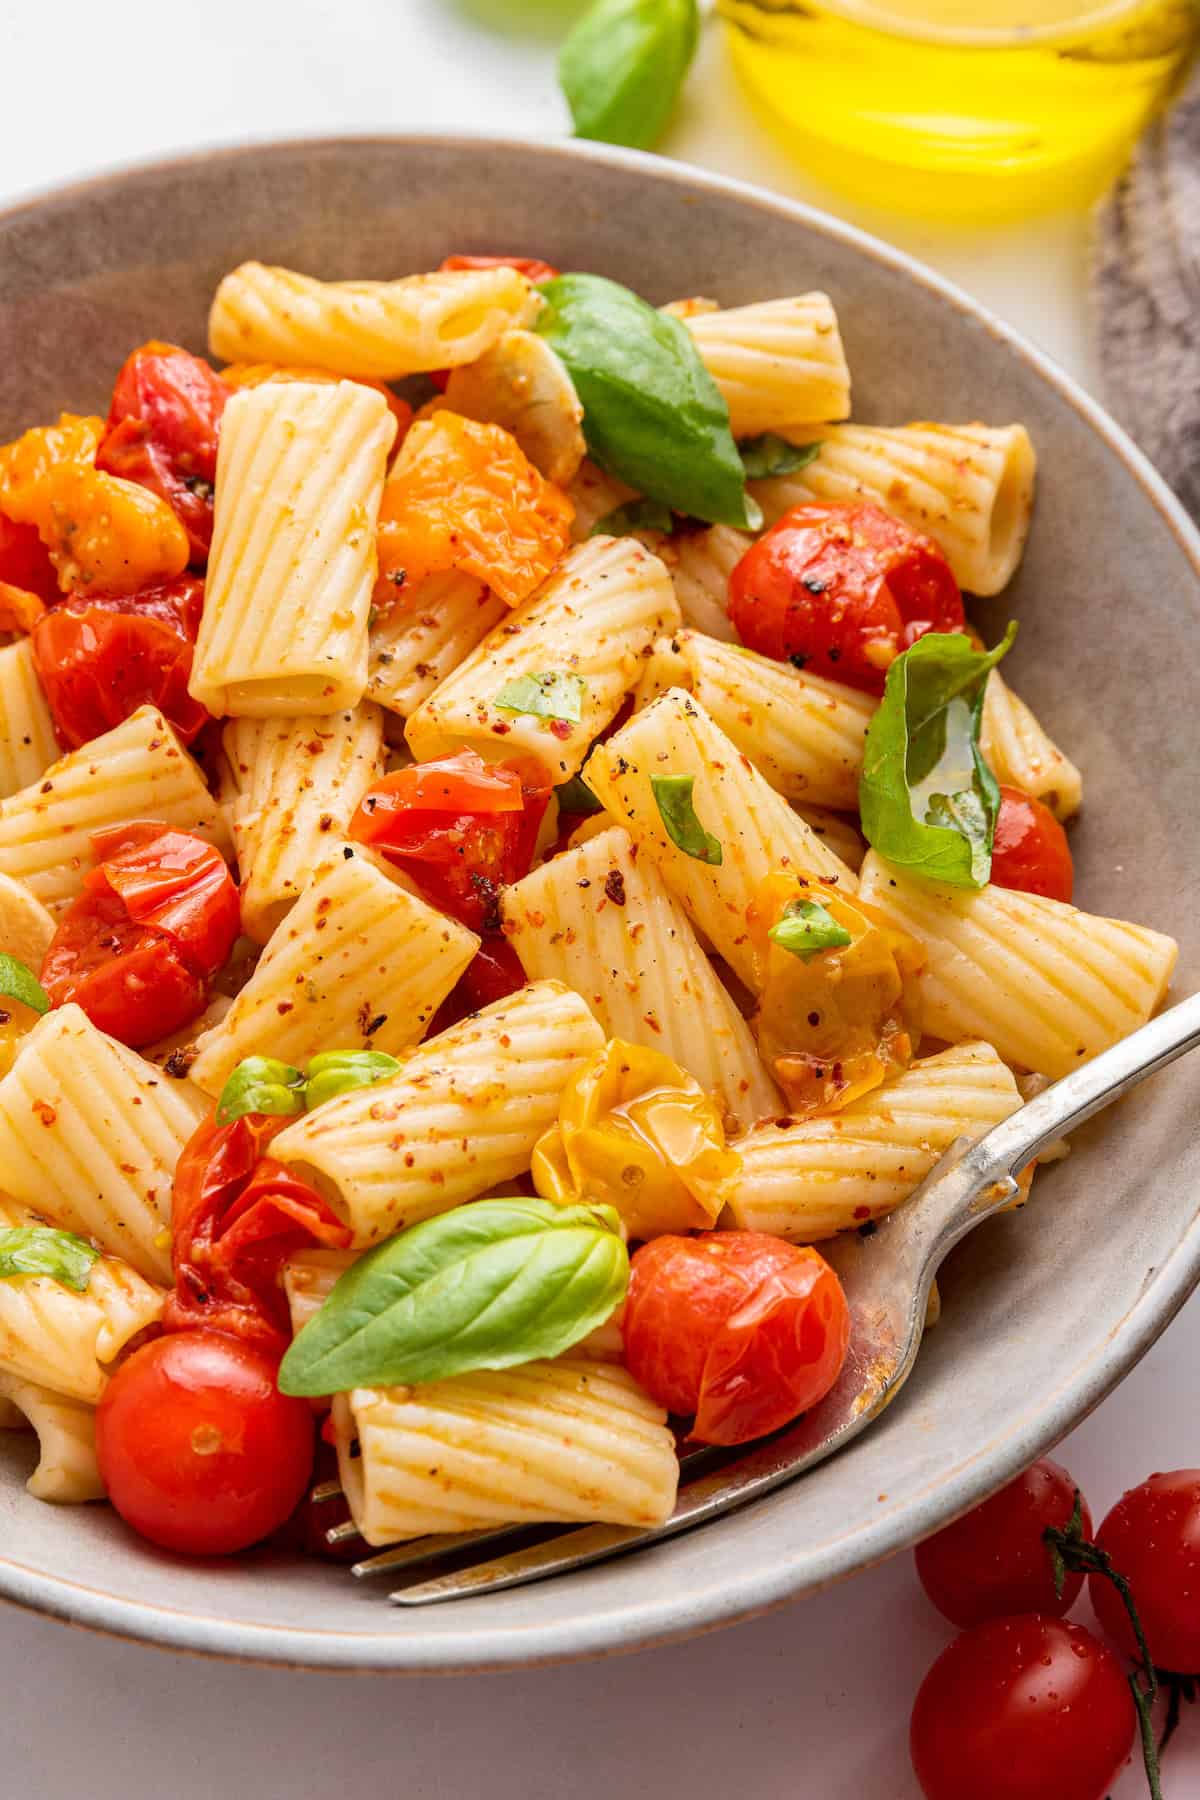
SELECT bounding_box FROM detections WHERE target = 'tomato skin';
[0,511,58,603]
[31,575,210,749]
[910,1615,1134,1800]
[439,253,561,283]
[86,826,240,979]
[990,786,1074,903]
[95,1331,314,1556]
[622,1232,850,1446]
[1089,1470,1200,1671]
[167,1113,352,1355]
[96,341,228,563]
[728,502,964,694]
[914,1458,1091,1627]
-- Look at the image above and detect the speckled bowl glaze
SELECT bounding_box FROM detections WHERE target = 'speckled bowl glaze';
[1,136,1199,1672]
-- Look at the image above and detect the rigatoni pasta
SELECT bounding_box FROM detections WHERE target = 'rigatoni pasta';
[683,294,852,436]
[981,670,1082,820]
[366,574,507,719]
[0,637,58,799]
[0,1374,106,1503]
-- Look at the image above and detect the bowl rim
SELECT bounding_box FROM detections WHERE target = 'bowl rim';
[2,129,1200,1674]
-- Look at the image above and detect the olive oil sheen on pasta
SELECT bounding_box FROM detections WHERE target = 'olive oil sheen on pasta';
[718,0,1198,219]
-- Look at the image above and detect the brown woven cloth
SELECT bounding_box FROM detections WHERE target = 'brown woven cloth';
[1093,63,1200,516]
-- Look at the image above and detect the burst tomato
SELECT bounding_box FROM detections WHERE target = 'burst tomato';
[622,1232,850,1446]
[910,1615,1135,1800]
[31,574,209,748]
[166,1112,351,1355]
[349,750,550,935]
[728,501,964,694]
[96,1331,314,1556]
[95,341,228,563]
[915,1458,1091,1627]
[1089,1470,1200,1672]
[0,510,58,603]
[439,253,560,283]
[41,827,238,1046]
[989,786,1074,903]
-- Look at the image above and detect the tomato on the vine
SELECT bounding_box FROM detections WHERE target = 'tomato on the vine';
[1090,1469,1200,1672]
[31,574,209,748]
[622,1231,850,1446]
[910,1614,1135,1800]
[96,1331,314,1556]
[989,786,1074,903]
[914,1457,1091,1627]
[728,501,964,694]
[95,341,228,563]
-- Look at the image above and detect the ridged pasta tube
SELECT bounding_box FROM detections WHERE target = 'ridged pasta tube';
[366,574,507,719]
[191,381,393,717]
[566,461,637,541]
[0,638,57,800]
[585,688,857,992]
[721,1043,1023,1239]
[224,704,384,943]
[750,423,1037,596]
[657,526,750,642]
[683,295,851,435]
[283,1247,357,1338]
[858,853,1178,1079]
[0,1005,207,1282]
[794,807,866,874]
[0,705,228,911]
[503,826,781,1131]
[332,1358,678,1545]
[210,262,538,378]
[654,630,875,811]
[405,536,680,783]
[189,851,479,1096]
[0,1196,164,1404]
[0,1373,105,1502]
[981,671,1082,821]
[0,870,55,967]
[271,980,605,1245]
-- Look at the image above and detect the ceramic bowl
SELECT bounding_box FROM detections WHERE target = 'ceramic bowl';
[2,135,1198,1671]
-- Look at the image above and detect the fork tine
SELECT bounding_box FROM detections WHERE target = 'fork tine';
[310,1479,344,1505]
[351,1525,524,1579]
[326,1520,364,1547]
[391,1522,642,1605]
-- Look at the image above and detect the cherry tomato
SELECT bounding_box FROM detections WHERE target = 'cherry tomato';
[427,937,530,1035]
[1089,1470,1200,1671]
[0,510,58,603]
[95,341,228,563]
[728,502,964,694]
[166,1113,352,1355]
[915,1458,1091,1627]
[349,750,550,935]
[910,1615,1135,1800]
[31,574,209,748]
[96,1331,314,1556]
[41,827,238,1046]
[439,253,560,283]
[0,579,47,633]
[622,1232,850,1446]
[989,785,1074,903]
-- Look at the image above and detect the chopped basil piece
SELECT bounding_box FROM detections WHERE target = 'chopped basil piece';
[768,897,853,960]
[739,435,823,481]
[591,497,675,539]
[0,954,50,1016]
[494,670,587,724]
[650,774,722,865]
[304,1051,402,1113]
[555,772,603,816]
[0,1227,99,1293]
[216,1056,306,1125]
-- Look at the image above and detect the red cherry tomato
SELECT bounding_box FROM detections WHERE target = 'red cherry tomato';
[41,827,238,1046]
[439,253,561,283]
[349,749,550,935]
[728,502,964,694]
[96,1331,314,1556]
[990,785,1074,903]
[622,1232,851,1446]
[427,937,529,1035]
[1089,1470,1200,1671]
[95,341,229,563]
[0,510,58,603]
[915,1458,1091,1627]
[31,574,210,748]
[166,1113,352,1355]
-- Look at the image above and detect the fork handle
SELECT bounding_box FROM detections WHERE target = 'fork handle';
[974,985,1200,1185]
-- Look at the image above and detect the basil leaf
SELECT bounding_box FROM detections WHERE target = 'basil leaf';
[739,435,823,481]
[494,670,587,724]
[0,953,50,1016]
[591,497,675,539]
[651,774,722,865]
[859,624,1017,889]
[278,1197,629,1396]
[559,0,699,152]
[555,772,602,816]
[216,1056,306,1125]
[769,897,853,959]
[305,1051,402,1113]
[0,1227,99,1293]
[535,273,760,530]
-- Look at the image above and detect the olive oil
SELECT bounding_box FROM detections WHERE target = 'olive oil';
[718,0,1198,219]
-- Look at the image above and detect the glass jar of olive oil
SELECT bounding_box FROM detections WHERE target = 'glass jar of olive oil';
[717,0,1198,219]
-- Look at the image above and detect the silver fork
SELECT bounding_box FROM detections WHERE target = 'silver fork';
[321,987,1200,1605]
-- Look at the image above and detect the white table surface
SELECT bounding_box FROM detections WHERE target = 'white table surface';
[3,5,1198,1795]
